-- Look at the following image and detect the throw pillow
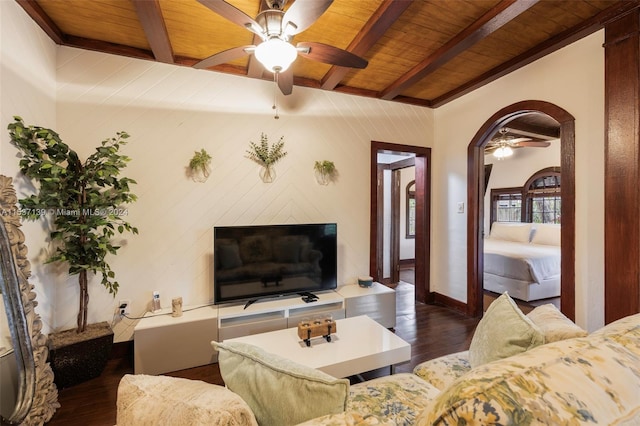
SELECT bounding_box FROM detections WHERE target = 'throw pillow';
[212,341,349,426]
[488,222,534,243]
[468,292,545,368]
[531,223,561,246]
[526,303,587,342]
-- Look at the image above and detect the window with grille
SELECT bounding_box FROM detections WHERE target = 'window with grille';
[526,170,561,224]
[489,167,561,225]
[490,187,523,224]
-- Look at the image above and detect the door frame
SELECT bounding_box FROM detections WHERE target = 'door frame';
[370,141,432,303]
[467,100,576,319]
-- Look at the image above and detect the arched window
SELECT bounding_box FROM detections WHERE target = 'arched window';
[490,167,561,224]
[525,167,561,223]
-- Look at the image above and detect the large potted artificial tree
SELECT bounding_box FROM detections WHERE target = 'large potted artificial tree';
[7,117,138,388]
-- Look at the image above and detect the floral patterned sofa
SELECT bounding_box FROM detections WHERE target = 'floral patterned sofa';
[116,296,640,426]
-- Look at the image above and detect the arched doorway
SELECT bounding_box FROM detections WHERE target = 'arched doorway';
[467,100,575,319]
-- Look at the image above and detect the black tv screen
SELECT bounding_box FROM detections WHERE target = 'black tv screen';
[213,223,338,305]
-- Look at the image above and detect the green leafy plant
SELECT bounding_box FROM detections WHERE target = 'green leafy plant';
[314,160,336,175]
[246,133,287,167]
[188,148,212,182]
[8,116,138,333]
[314,160,337,185]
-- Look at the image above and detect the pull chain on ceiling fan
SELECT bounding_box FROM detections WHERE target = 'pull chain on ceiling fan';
[195,0,368,117]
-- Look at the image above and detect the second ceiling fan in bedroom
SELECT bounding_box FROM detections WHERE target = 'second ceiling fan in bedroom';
[486,128,551,160]
[194,0,368,96]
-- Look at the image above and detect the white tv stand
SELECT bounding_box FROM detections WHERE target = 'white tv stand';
[217,290,345,340]
[133,283,395,374]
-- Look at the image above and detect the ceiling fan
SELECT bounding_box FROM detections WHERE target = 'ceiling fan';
[194,0,369,96]
[485,128,551,159]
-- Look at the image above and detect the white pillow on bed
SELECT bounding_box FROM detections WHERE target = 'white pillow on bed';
[531,223,561,246]
[489,222,533,243]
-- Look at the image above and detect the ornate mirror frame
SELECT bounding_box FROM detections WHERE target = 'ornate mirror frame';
[0,175,58,425]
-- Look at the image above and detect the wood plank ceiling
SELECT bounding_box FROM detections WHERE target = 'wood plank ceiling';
[16,0,638,108]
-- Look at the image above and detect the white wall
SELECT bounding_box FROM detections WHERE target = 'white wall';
[433,31,605,331]
[1,1,57,333]
[484,141,561,234]
[49,48,433,341]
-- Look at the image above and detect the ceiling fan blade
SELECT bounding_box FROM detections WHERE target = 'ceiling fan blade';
[513,141,551,148]
[282,0,333,36]
[277,69,293,95]
[194,45,254,69]
[197,0,263,37]
[297,42,368,69]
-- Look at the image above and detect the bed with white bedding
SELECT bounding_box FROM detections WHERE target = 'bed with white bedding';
[483,222,561,302]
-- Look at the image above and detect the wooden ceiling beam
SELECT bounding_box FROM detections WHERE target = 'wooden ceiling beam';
[380,0,538,101]
[507,122,560,140]
[131,0,174,64]
[65,35,155,61]
[430,0,640,108]
[16,0,64,44]
[320,0,411,91]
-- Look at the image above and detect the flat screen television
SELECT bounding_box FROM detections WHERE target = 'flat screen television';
[213,223,337,305]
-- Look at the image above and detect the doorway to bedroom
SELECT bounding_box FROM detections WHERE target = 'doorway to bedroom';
[483,114,562,313]
[467,100,576,320]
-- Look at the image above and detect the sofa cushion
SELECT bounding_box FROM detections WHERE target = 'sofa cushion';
[295,412,392,425]
[116,374,257,426]
[298,373,440,426]
[526,303,587,343]
[416,313,640,425]
[412,351,471,391]
[348,373,441,424]
[212,341,349,426]
[468,292,544,367]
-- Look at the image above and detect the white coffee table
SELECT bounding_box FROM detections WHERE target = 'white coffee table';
[224,315,411,378]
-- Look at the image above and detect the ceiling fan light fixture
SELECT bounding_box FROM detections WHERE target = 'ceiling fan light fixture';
[493,145,513,159]
[255,38,298,73]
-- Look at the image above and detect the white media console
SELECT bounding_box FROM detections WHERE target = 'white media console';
[133,282,396,375]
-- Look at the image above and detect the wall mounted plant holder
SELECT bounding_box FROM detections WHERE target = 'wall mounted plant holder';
[259,165,276,183]
[189,149,212,183]
[314,160,337,185]
[246,133,287,183]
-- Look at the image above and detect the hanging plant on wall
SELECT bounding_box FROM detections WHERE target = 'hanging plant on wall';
[7,116,138,334]
[246,133,287,183]
[188,148,212,183]
[314,160,337,185]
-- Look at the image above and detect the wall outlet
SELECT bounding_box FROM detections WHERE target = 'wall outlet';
[119,299,131,316]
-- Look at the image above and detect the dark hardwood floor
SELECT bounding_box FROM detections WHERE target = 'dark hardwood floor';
[46,284,479,426]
